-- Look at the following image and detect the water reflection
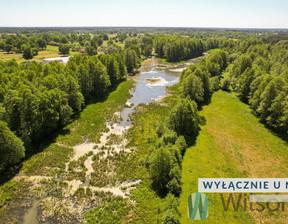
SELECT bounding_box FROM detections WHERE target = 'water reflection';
[118,56,201,127]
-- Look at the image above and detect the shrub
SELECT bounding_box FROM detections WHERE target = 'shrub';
[162,209,180,224]
[220,78,231,91]
[163,129,178,145]
[175,136,187,155]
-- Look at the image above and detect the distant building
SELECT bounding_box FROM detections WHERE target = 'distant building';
[42,56,70,65]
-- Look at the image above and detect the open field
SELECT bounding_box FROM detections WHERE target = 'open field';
[0,51,27,63]
[179,90,288,224]
[102,34,125,48]
[0,45,76,63]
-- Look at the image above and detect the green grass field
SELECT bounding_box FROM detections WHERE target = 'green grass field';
[0,45,76,63]
[56,80,133,146]
[179,90,288,224]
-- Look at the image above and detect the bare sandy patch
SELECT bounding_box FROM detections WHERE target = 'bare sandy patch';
[145,76,169,87]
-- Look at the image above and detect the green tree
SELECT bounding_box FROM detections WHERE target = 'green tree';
[107,57,120,85]
[162,129,178,145]
[0,41,5,50]
[149,147,172,191]
[194,69,211,101]
[162,193,180,223]
[107,39,114,46]
[257,80,278,121]
[124,49,138,73]
[101,33,109,40]
[182,74,204,103]
[94,61,111,96]
[167,98,200,139]
[167,165,181,196]
[210,76,220,92]
[59,44,70,54]
[143,44,153,57]
[220,78,231,91]
[117,32,127,43]
[32,48,39,56]
[124,37,140,49]
[249,75,273,110]
[0,121,25,172]
[4,44,12,53]
[175,136,187,155]
[238,68,254,103]
[96,37,103,46]
[232,54,252,78]
[267,92,287,130]
[90,39,98,49]
[23,46,33,60]
[60,36,69,44]
[85,46,96,56]
[37,38,47,50]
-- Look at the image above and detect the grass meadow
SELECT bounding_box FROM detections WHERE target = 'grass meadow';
[179,90,288,224]
[0,45,76,63]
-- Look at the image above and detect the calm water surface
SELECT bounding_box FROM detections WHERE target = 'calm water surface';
[118,56,203,126]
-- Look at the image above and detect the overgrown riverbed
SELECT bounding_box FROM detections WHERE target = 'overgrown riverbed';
[0,56,204,223]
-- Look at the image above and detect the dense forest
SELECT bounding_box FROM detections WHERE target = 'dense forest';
[227,40,288,134]
[0,32,150,172]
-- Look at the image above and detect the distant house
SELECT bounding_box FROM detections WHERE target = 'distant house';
[42,56,70,65]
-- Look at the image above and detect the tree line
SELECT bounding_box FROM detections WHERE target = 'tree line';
[154,35,236,62]
[226,40,288,135]
[144,50,228,223]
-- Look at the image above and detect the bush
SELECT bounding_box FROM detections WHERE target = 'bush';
[32,48,39,56]
[156,122,165,137]
[162,209,180,224]
[175,136,187,155]
[167,178,181,197]
[163,129,178,145]
[221,78,231,91]
[83,197,130,224]
[162,193,180,223]
[210,76,220,91]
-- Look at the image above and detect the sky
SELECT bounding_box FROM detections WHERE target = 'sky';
[0,0,288,28]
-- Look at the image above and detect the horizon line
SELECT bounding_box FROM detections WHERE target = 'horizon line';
[0,26,288,30]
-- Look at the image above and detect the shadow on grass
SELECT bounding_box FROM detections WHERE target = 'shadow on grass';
[0,127,71,186]
[263,122,288,144]
[150,129,201,199]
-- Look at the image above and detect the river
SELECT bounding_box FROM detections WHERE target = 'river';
[118,56,203,127]
[21,55,204,224]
